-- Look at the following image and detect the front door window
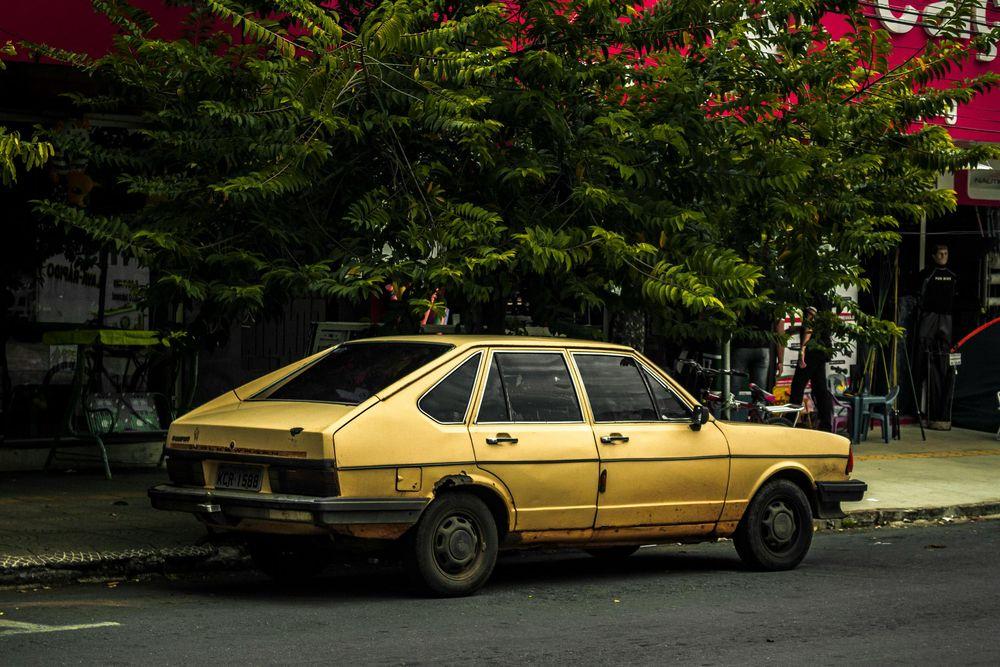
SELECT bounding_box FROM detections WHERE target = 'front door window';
[573,354,659,421]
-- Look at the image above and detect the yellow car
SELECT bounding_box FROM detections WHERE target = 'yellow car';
[150,335,866,596]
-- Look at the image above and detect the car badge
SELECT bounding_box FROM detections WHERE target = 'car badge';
[193,427,200,442]
[228,440,236,451]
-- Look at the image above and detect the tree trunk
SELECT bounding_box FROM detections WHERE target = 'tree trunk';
[610,309,646,352]
[483,294,507,334]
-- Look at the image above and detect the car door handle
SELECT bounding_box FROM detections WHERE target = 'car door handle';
[600,433,629,444]
[486,433,518,445]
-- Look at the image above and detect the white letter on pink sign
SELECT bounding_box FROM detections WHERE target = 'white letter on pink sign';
[875,0,919,34]
[923,0,971,39]
[975,0,998,62]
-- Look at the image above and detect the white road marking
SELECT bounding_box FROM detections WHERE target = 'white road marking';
[0,619,120,637]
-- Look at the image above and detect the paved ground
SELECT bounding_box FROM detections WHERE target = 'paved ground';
[0,471,201,557]
[1,425,997,580]
[0,520,998,664]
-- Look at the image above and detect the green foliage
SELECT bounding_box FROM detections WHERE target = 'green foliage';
[0,130,54,185]
[16,0,1000,344]
[0,42,55,184]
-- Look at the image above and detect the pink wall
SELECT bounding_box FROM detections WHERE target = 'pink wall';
[0,0,185,60]
[824,2,1000,144]
[4,1,999,145]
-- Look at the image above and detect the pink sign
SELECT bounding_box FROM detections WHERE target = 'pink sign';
[4,1,998,145]
[824,2,1000,144]
[0,0,185,60]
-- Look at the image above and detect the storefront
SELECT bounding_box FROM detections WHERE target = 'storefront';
[846,1,1000,338]
[820,3,1000,430]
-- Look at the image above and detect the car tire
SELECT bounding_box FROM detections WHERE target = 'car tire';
[584,546,640,560]
[734,478,813,571]
[248,538,329,583]
[407,493,498,597]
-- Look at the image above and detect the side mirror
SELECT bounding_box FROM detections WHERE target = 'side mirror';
[690,405,709,431]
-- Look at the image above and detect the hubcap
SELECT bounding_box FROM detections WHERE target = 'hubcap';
[433,513,481,575]
[760,499,798,551]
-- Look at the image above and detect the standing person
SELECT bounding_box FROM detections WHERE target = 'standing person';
[731,307,775,395]
[914,244,958,429]
[788,305,833,432]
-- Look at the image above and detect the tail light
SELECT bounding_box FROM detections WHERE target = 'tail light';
[166,458,206,486]
[846,444,854,475]
[268,467,340,497]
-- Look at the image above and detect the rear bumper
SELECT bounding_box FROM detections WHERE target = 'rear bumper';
[814,480,868,519]
[148,484,429,526]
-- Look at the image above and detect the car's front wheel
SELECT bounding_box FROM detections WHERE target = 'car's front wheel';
[734,478,813,570]
[407,493,498,597]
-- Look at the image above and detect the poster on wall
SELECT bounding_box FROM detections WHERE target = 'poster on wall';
[16,253,150,329]
[774,285,859,395]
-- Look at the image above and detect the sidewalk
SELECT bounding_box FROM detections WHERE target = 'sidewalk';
[1,425,998,585]
[847,425,1000,517]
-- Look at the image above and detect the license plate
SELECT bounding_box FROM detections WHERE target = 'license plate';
[215,465,263,492]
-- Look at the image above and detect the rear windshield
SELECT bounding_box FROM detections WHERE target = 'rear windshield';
[255,342,453,405]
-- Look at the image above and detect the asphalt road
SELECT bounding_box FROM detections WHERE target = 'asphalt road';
[1,521,998,665]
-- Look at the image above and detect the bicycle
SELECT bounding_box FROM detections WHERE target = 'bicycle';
[680,360,803,427]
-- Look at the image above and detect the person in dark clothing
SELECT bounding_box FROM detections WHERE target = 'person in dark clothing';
[731,307,777,395]
[915,244,957,330]
[789,305,833,432]
[914,244,958,429]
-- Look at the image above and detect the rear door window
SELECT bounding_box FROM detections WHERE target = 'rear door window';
[418,353,482,424]
[476,351,582,423]
[477,357,510,422]
[257,342,452,404]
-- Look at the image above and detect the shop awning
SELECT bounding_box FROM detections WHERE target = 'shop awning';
[41,329,164,347]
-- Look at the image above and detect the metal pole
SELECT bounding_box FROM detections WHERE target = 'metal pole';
[918,212,926,271]
[92,249,109,392]
[722,337,731,420]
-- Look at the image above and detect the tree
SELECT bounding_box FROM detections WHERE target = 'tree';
[20,0,1000,354]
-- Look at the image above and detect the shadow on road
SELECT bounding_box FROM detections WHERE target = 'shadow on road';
[159,544,745,601]
[491,547,744,588]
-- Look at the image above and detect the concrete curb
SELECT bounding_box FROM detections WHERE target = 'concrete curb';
[3,503,999,587]
[820,500,1000,530]
[0,544,250,587]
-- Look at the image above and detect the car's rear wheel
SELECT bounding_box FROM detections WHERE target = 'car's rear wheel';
[584,545,640,560]
[734,478,813,571]
[407,493,498,597]
[248,537,329,583]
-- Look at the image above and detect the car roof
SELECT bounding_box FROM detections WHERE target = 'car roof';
[343,334,635,353]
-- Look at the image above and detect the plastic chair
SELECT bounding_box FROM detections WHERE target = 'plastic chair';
[858,386,901,444]
[828,373,852,436]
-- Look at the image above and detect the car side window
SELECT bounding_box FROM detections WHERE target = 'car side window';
[574,354,658,422]
[477,352,582,423]
[477,357,510,422]
[641,366,691,419]
[418,353,482,424]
